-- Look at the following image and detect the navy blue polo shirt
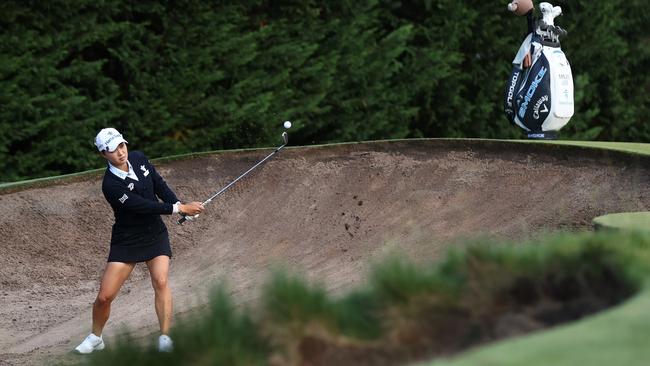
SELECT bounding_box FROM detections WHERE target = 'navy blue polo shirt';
[102,151,179,231]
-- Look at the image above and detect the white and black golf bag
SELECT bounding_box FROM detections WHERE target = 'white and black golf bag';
[504,2,574,139]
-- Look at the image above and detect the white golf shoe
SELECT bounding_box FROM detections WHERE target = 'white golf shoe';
[74,333,104,354]
[158,334,173,352]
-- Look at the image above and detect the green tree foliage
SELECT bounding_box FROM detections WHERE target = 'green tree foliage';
[1,0,648,182]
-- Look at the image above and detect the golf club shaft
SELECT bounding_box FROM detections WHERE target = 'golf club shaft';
[204,143,285,205]
[178,139,288,225]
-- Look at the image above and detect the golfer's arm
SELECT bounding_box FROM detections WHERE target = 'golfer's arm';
[103,185,174,215]
[152,170,179,204]
[145,158,180,204]
[526,10,534,34]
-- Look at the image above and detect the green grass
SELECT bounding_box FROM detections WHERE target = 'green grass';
[528,140,650,156]
[425,289,650,366]
[302,138,650,157]
[593,212,650,232]
[79,231,650,366]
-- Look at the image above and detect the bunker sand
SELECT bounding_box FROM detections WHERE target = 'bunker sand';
[1,140,648,365]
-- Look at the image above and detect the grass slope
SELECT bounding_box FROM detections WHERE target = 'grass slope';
[529,140,650,156]
[593,212,650,232]
[427,288,650,366]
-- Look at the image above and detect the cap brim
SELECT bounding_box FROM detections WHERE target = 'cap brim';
[105,138,128,152]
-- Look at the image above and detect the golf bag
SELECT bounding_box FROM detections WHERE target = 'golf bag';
[504,2,574,139]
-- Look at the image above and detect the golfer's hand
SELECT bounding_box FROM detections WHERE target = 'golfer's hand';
[179,202,204,216]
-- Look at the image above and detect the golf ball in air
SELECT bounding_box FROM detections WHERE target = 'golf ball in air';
[283,121,292,129]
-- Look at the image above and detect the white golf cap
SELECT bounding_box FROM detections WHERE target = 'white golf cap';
[95,128,128,152]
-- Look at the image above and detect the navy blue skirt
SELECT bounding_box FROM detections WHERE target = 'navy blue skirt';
[108,220,172,263]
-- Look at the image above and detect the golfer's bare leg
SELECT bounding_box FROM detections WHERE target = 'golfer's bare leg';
[147,255,172,334]
[92,262,135,336]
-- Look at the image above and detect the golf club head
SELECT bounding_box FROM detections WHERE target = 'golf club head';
[282,132,288,145]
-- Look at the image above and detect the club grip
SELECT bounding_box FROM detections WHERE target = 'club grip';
[177,213,199,225]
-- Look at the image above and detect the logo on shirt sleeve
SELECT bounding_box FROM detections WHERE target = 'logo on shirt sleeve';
[118,194,129,204]
[140,165,150,177]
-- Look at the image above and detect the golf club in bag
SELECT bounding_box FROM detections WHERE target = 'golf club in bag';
[504,1,574,139]
[177,131,289,225]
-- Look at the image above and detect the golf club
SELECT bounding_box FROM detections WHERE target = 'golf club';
[178,130,290,225]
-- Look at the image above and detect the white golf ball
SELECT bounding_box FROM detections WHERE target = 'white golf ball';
[283,121,292,129]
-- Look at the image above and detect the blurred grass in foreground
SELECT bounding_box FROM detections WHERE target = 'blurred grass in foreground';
[78,230,650,366]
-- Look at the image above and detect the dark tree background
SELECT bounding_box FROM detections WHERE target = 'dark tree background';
[1,0,648,182]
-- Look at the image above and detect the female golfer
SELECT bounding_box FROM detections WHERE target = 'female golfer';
[75,127,204,353]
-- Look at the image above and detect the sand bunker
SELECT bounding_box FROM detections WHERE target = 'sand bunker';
[1,139,648,365]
